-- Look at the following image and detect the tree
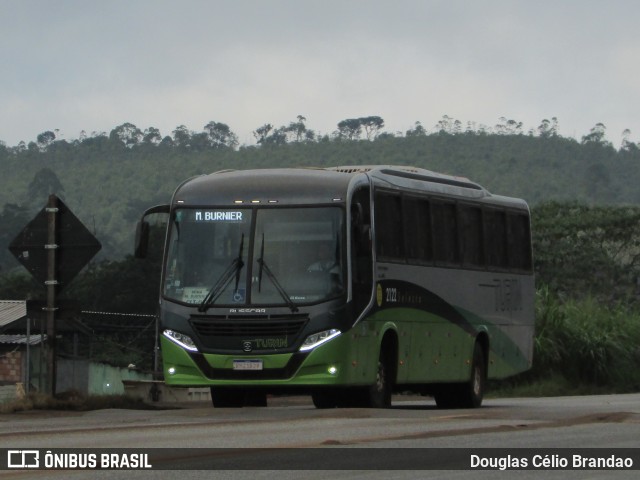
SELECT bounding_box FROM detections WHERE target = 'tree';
[405,121,427,137]
[262,127,288,146]
[538,118,559,138]
[36,131,56,151]
[360,116,385,140]
[620,129,638,152]
[336,118,362,140]
[284,115,314,143]
[110,123,143,148]
[495,117,523,135]
[581,123,609,145]
[253,124,273,144]
[143,127,162,145]
[172,125,192,147]
[203,121,238,149]
[434,115,458,134]
[159,135,174,147]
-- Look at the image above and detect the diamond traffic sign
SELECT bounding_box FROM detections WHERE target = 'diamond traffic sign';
[9,196,101,291]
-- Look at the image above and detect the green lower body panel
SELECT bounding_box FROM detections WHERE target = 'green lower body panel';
[161,333,374,388]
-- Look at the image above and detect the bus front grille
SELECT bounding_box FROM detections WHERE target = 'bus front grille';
[189,315,308,352]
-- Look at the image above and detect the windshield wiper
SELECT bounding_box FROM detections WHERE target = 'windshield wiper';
[257,233,298,313]
[198,234,244,312]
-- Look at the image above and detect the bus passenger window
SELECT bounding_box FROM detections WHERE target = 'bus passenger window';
[374,192,403,260]
[432,202,460,265]
[507,213,532,271]
[404,196,433,264]
[460,205,484,267]
[484,209,508,269]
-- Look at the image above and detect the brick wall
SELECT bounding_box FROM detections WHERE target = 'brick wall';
[0,350,23,383]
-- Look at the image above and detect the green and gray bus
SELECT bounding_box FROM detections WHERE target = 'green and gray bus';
[136,166,534,408]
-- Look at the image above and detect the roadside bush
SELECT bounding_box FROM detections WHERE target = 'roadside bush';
[530,287,640,391]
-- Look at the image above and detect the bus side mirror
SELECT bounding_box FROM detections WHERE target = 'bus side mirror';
[134,204,171,259]
[134,220,150,259]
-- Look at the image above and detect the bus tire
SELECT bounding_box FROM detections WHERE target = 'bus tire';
[367,352,392,408]
[312,390,337,409]
[460,343,486,408]
[434,343,486,409]
[210,387,244,408]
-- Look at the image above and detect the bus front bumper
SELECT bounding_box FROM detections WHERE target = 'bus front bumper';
[160,333,360,387]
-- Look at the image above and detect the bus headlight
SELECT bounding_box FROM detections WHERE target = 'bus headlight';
[300,329,341,352]
[163,329,199,352]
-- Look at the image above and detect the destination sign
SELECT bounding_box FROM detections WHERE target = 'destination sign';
[194,211,244,222]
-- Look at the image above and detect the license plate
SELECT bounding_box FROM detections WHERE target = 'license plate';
[233,359,263,371]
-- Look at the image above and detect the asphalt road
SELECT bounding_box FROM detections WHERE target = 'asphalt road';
[0,393,638,479]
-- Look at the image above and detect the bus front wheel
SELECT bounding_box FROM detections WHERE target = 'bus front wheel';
[210,387,244,408]
[311,390,338,409]
[366,352,392,408]
[211,387,267,408]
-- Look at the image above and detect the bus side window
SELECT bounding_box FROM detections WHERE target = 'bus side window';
[507,213,533,271]
[404,196,433,264]
[432,201,460,265]
[374,191,404,260]
[459,205,484,268]
[484,209,508,269]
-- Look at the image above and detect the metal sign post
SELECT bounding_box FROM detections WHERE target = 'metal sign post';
[45,194,58,396]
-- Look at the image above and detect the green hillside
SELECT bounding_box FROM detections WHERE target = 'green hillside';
[1,118,639,270]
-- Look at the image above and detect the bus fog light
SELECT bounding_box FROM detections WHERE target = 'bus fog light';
[168,367,176,375]
[300,329,341,352]
[328,366,338,375]
[163,329,199,352]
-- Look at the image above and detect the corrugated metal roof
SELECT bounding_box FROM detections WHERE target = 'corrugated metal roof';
[0,301,27,329]
[0,334,45,346]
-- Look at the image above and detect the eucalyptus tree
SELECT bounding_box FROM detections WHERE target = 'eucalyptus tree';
[336,118,363,140]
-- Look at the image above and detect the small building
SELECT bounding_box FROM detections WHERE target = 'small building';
[0,301,46,400]
[0,334,45,403]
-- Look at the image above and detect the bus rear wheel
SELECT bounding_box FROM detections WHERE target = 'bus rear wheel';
[459,344,486,408]
[434,343,486,409]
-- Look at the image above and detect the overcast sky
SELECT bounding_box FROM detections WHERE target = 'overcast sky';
[1,0,639,147]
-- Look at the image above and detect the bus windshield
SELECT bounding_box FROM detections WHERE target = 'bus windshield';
[163,207,345,306]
